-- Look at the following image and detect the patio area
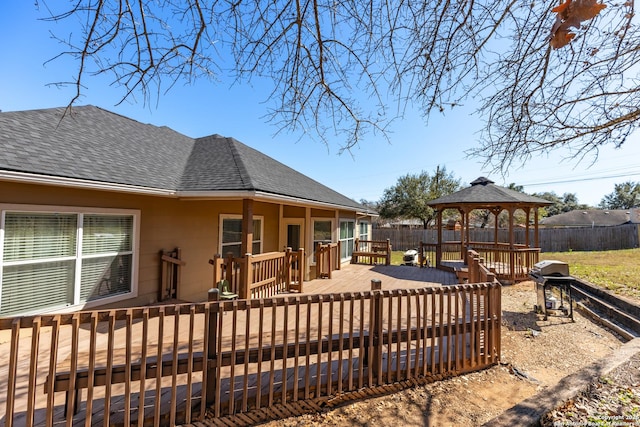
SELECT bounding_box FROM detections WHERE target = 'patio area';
[300,263,458,294]
[1,263,474,426]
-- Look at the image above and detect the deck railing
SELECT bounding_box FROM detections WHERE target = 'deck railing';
[419,241,463,267]
[420,241,540,282]
[468,242,540,282]
[350,239,391,265]
[210,248,304,299]
[315,242,341,279]
[466,250,498,284]
[0,282,501,426]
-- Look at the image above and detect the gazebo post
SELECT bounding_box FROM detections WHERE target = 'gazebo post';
[524,207,531,247]
[508,207,516,282]
[459,208,466,261]
[534,208,540,248]
[493,208,500,246]
[436,208,443,268]
[465,208,471,257]
[427,177,552,283]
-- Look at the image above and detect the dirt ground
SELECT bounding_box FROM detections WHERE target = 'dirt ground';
[262,281,628,427]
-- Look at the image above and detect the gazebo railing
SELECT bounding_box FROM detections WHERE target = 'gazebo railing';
[421,241,540,282]
[467,243,540,282]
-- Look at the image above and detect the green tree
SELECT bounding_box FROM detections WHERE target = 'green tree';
[599,182,640,209]
[41,1,639,165]
[532,191,589,217]
[378,167,460,229]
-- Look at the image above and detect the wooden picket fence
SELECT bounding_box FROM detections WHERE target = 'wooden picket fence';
[0,282,501,426]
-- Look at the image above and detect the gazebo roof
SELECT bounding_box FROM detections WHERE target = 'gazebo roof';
[427,177,552,208]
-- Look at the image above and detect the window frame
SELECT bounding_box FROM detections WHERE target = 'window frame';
[219,214,264,257]
[339,219,356,261]
[0,203,140,316]
[358,220,370,242]
[311,218,334,265]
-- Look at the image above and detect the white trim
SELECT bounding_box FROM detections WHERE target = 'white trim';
[358,219,371,241]
[310,217,335,265]
[339,218,356,262]
[0,203,141,315]
[282,218,305,252]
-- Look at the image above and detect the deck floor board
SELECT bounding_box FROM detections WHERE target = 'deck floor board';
[0,264,459,425]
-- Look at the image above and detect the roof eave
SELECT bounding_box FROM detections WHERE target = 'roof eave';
[0,170,177,196]
[178,190,371,213]
[1,171,372,214]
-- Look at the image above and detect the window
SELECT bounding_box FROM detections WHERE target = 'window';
[220,215,263,257]
[312,219,333,263]
[359,221,370,241]
[1,206,138,316]
[339,220,355,260]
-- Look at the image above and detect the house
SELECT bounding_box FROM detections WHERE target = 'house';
[0,106,376,316]
[540,208,640,227]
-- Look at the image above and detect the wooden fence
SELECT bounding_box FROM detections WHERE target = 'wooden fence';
[375,223,640,252]
[209,248,305,299]
[0,283,501,426]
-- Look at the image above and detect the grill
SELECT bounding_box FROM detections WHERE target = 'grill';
[403,249,419,266]
[529,260,574,320]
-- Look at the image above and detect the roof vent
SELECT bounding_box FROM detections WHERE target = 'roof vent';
[470,177,495,186]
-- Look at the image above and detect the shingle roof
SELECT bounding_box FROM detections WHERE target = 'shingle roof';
[0,106,366,211]
[427,177,552,207]
[540,209,640,227]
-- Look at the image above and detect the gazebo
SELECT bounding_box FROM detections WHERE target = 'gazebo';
[426,177,552,283]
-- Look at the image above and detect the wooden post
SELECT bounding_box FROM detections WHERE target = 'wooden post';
[352,238,360,264]
[241,253,252,300]
[436,209,443,268]
[209,254,221,289]
[336,241,341,271]
[206,288,219,407]
[297,248,305,293]
[385,239,391,265]
[524,207,531,248]
[224,253,234,284]
[315,242,321,279]
[241,199,254,256]
[285,247,292,290]
[534,207,540,249]
[370,279,382,384]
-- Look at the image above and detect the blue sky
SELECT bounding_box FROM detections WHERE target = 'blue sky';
[2,3,640,207]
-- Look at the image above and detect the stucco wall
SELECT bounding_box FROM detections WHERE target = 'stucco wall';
[1,182,362,312]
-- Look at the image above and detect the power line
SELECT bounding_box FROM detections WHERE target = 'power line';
[520,170,640,188]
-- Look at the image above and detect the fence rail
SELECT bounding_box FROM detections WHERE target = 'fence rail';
[375,223,640,252]
[0,283,501,426]
[209,248,304,299]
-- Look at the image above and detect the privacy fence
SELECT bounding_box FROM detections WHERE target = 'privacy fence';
[375,223,640,252]
[0,282,501,426]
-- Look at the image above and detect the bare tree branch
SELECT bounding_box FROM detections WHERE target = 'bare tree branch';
[40,0,639,164]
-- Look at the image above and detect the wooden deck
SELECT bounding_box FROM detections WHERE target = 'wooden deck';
[0,264,475,426]
[302,263,458,294]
